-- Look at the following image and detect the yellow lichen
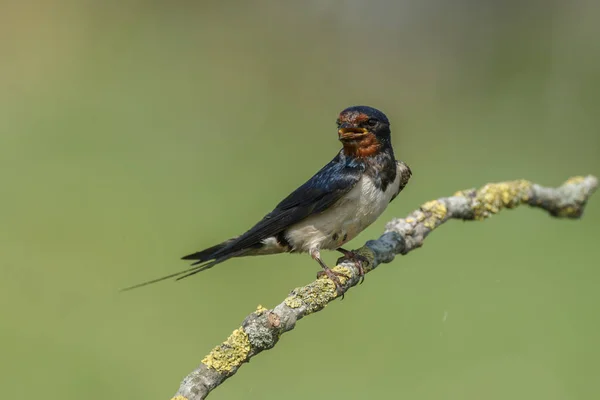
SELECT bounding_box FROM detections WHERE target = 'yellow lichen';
[454,188,475,197]
[472,180,532,220]
[331,265,351,285]
[254,304,268,315]
[284,248,374,311]
[284,279,337,314]
[171,396,188,400]
[421,200,447,229]
[308,280,337,310]
[284,295,303,308]
[565,176,585,185]
[202,327,251,374]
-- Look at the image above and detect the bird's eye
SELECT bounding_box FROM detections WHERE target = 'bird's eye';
[367,118,378,126]
[336,119,341,127]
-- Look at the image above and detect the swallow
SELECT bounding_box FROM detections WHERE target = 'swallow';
[124,105,411,294]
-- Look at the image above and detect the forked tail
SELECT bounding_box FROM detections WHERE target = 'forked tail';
[121,239,243,291]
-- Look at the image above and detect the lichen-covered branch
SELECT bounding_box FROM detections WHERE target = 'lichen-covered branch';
[171,175,598,400]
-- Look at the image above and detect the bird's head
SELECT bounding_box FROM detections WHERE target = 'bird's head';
[336,105,391,158]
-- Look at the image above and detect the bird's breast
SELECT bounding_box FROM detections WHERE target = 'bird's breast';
[284,167,402,253]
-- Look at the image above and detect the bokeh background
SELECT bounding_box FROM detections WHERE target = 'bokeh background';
[1,1,599,399]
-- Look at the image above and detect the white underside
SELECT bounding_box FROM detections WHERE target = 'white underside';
[257,161,404,255]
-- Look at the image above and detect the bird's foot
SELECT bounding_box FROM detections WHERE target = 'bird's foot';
[336,248,369,284]
[316,268,349,298]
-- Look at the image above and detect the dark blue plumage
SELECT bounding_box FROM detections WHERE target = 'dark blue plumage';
[343,105,390,125]
[213,153,365,256]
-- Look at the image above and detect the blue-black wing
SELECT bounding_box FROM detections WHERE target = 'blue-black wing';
[211,153,365,256]
[124,153,365,290]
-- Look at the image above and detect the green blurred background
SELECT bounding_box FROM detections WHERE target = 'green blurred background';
[1,1,599,399]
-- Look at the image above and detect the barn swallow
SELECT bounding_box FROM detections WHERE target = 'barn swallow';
[124,105,411,294]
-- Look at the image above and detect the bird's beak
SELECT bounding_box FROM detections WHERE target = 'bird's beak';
[338,127,369,141]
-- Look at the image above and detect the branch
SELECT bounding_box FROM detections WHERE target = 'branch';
[171,175,598,400]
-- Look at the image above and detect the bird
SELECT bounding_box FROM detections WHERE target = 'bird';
[123,105,411,294]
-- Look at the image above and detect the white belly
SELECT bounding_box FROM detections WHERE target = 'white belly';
[284,166,402,253]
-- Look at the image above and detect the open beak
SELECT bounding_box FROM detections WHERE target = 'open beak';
[338,127,369,141]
